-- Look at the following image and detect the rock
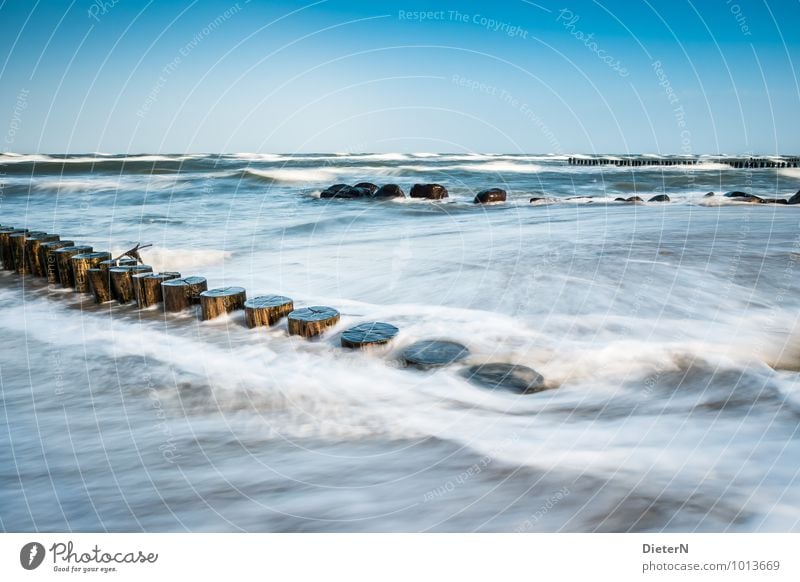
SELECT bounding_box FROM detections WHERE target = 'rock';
[787,190,800,205]
[529,197,546,203]
[320,184,370,199]
[626,196,643,203]
[462,363,549,394]
[704,192,715,197]
[614,197,627,202]
[319,183,350,198]
[724,191,763,203]
[372,184,405,198]
[474,188,507,204]
[762,198,788,204]
[341,322,399,349]
[648,194,670,202]
[402,340,469,368]
[410,183,448,200]
[354,182,378,194]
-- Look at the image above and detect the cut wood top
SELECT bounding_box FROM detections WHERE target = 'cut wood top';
[244,295,293,309]
[288,306,340,322]
[162,276,207,287]
[341,322,399,348]
[201,286,246,298]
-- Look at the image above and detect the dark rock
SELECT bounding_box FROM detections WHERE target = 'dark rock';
[462,363,550,395]
[529,197,547,203]
[704,192,715,197]
[724,191,763,203]
[410,183,448,200]
[354,182,378,194]
[626,196,643,203]
[372,184,405,198]
[320,184,370,199]
[402,340,469,368]
[320,183,350,198]
[614,197,627,202]
[762,198,788,204]
[474,188,507,204]
[341,322,399,349]
[648,194,670,202]
[787,190,800,205]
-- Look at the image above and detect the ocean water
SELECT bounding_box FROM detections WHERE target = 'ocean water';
[1,152,799,532]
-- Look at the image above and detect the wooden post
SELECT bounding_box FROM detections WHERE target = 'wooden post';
[244,295,294,328]
[39,240,74,284]
[71,252,112,293]
[110,265,153,303]
[54,245,93,288]
[98,258,137,270]
[87,268,114,303]
[0,228,27,270]
[341,321,399,349]
[199,287,247,320]
[10,231,45,274]
[287,306,340,337]
[133,272,181,308]
[26,233,60,277]
[161,276,208,312]
[401,340,470,368]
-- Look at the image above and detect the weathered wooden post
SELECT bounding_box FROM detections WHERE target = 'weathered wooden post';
[110,264,153,303]
[87,268,114,303]
[0,228,27,270]
[161,276,208,312]
[54,245,93,288]
[243,295,294,328]
[26,233,60,277]
[133,272,181,308]
[39,240,74,284]
[10,231,45,274]
[199,287,247,320]
[287,306,340,338]
[340,322,399,349]
[71,251,112,293]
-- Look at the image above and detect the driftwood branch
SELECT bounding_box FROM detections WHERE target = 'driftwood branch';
[113,243,152,265]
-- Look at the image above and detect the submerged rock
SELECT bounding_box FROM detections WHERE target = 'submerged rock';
[648,194,670,202]
[704,192,715,197]
[474,188,507,204]
[614,197,627,202]
[787,190,800,205]
[762,198,788,204]
[354,182,378,194]
[724,191,763,203]
[372,184,405,198]
[462,363,549,394]
[626,196,644,203]
[320,184,370,199]
[402,340,469,368]
[410,183,448,199]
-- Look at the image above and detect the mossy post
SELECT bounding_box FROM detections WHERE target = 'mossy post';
[11,231,45,274]
[199,287,247,320]
[87,268,114,303]
[0,228,27,270]
[133,272,181,308]
[39,240,74,284]
[287,306,340,338]
[110,265,153,303]
[244,295,294,328]
[26,234,60,277]
[71,252,112,293]
[54,245,93,288]
[161,276,208,312]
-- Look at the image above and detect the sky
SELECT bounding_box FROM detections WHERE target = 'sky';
[1,0,798,154]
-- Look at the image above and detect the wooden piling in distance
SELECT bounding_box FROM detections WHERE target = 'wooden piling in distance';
[10,231,45,274]
[39,240,74,284]
[110,264,153,303]
[54,245,93,288]
[71,251,112,293]
[199,287,247,320]
[133,272,181,308]
[26,233,60,277]
[0,228,27,270]
[244,295,294,328]
[287,306,340,338]
[161,276,208,312]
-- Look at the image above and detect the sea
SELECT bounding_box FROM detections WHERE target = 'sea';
[1,152,799,532]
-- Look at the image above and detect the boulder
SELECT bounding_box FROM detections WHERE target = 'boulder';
[410,183,448,199]
[724,191,763,203]
[354,182,378,194]
[787,190,800,205]
[474,188,507,204]
[648,194,670,202]
[614,197,627,202]
[762,198,788,205]
[626,196,643,203]
[402,340,469,368]
[530,197,546,203]
[372,184,405,198]
[320,184,370,199]
[704,192,715,197]
[462,363,549,395]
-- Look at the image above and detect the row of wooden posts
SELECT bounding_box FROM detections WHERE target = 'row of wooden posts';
[0,224,370,343]
[568,157,800,168]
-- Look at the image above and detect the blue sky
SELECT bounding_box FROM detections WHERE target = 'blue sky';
[1,0,798,153]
